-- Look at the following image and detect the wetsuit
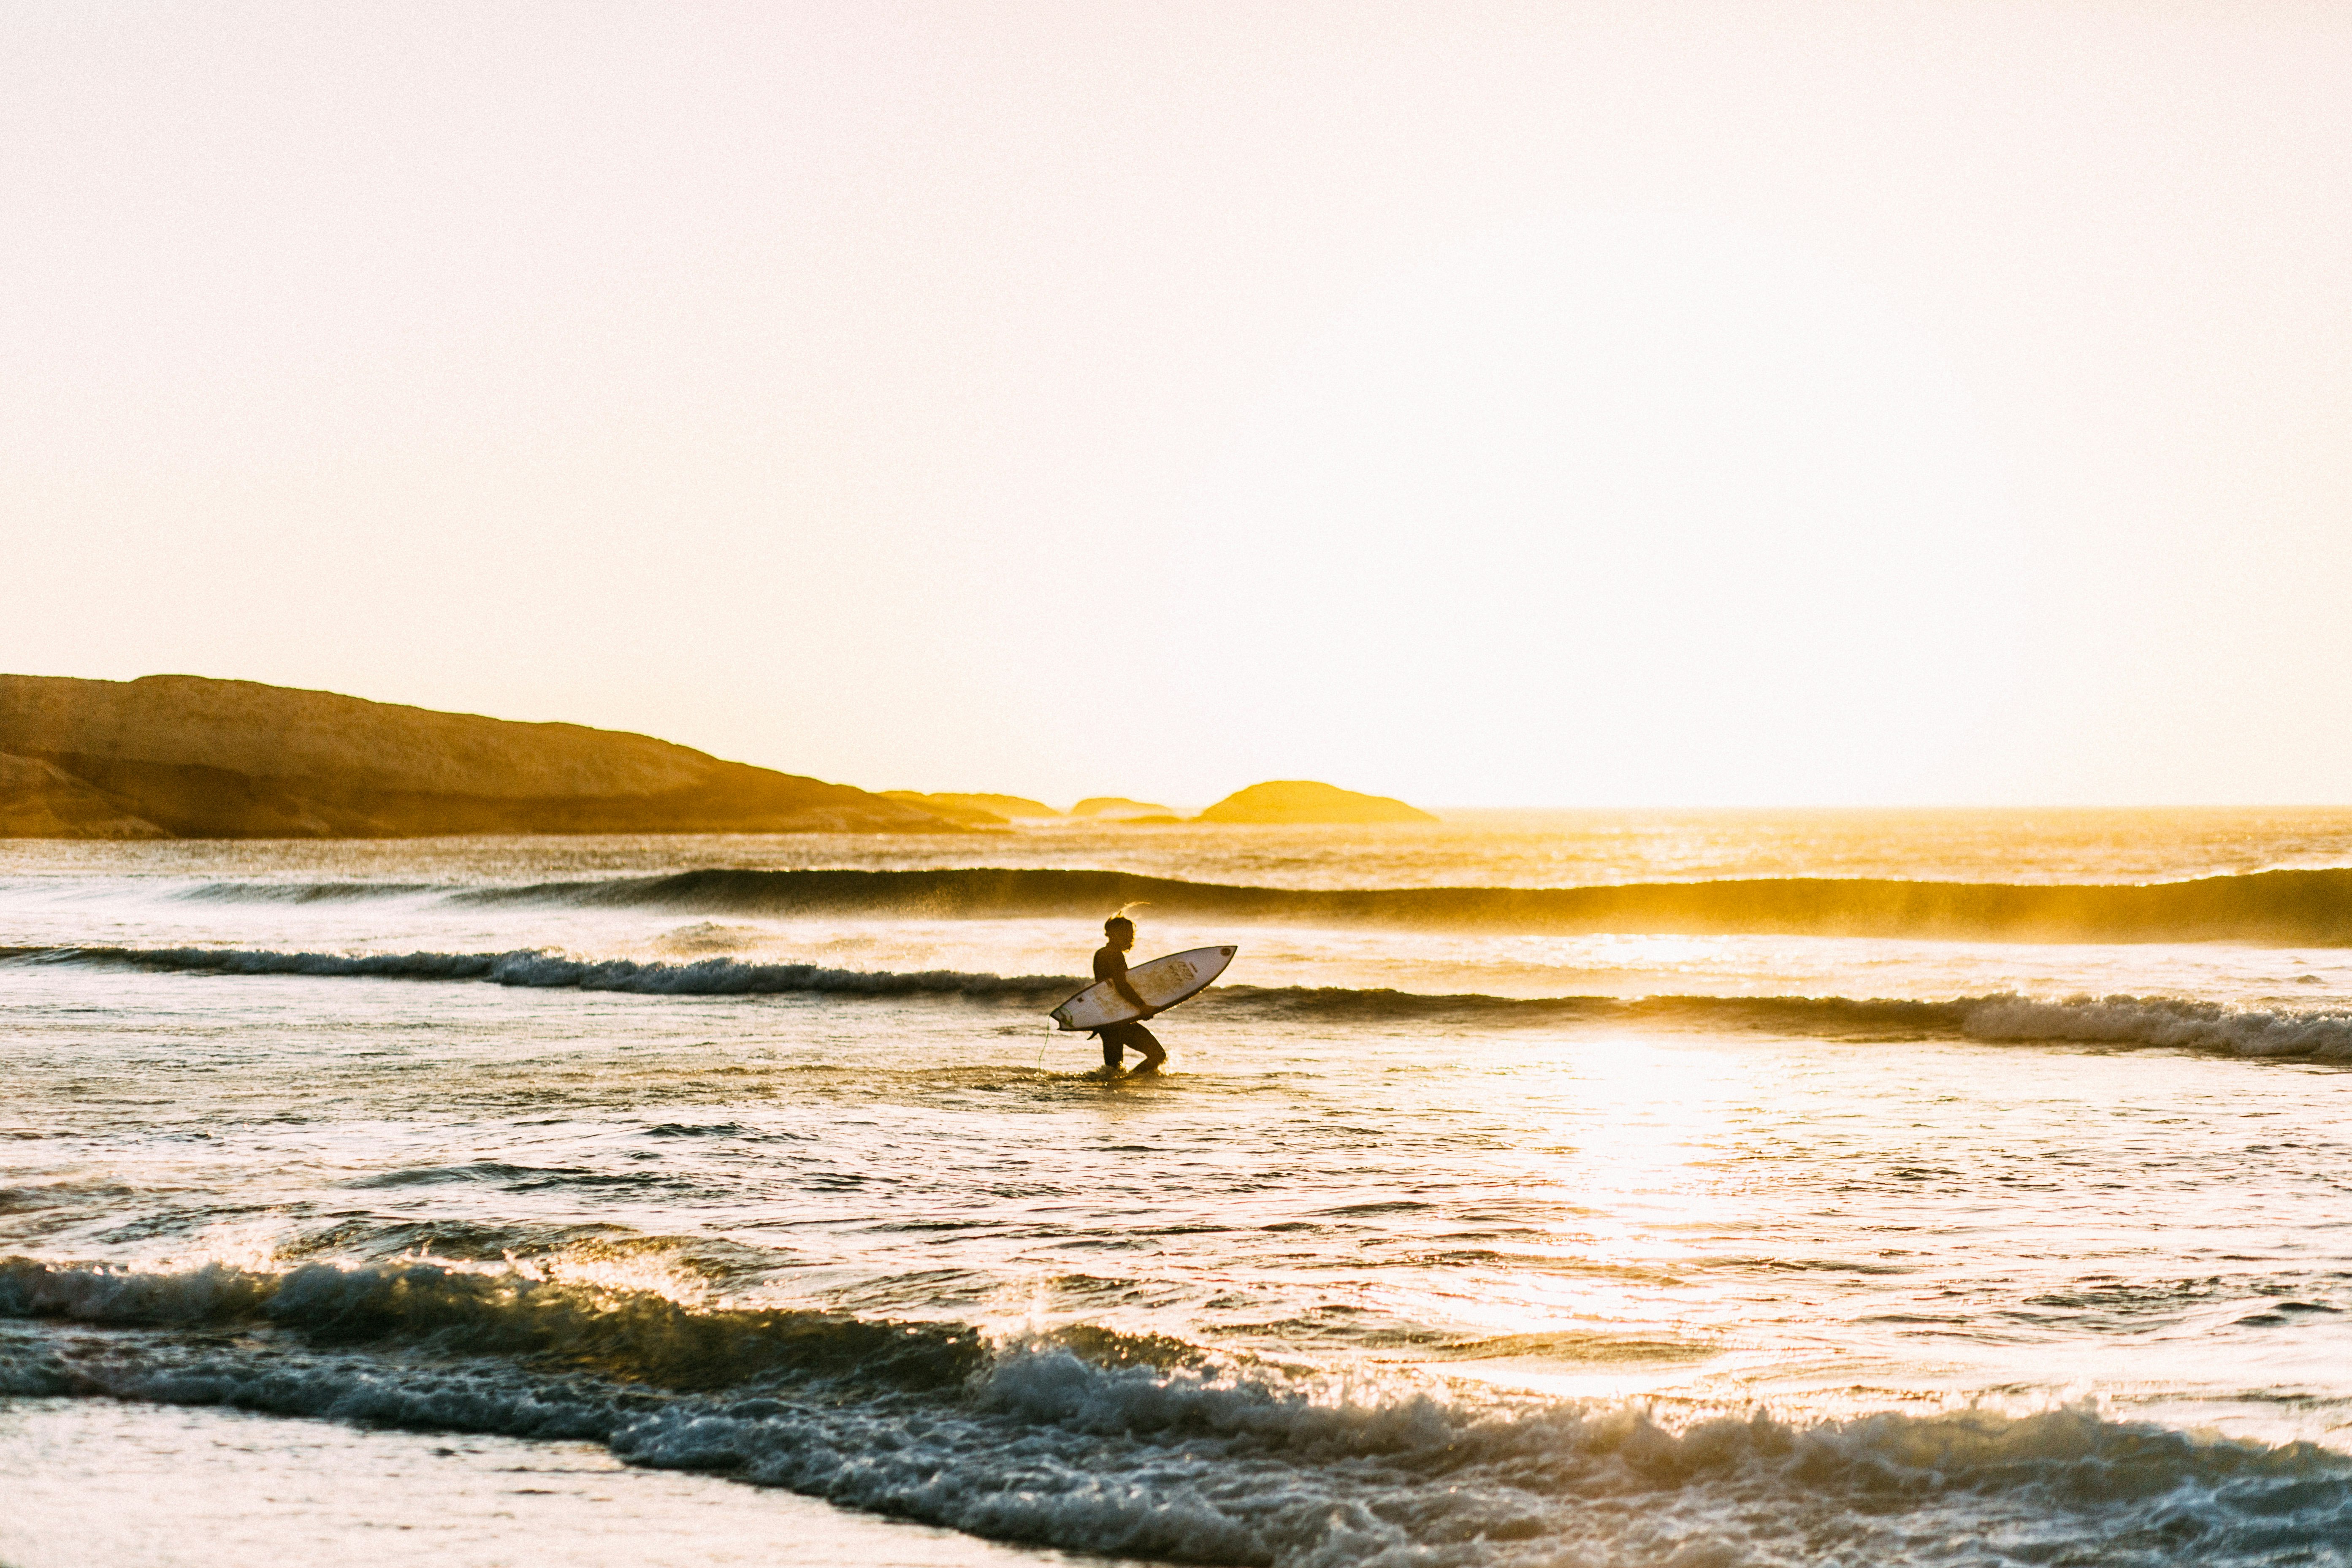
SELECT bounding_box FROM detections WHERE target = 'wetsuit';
[1092,943,1162,1070]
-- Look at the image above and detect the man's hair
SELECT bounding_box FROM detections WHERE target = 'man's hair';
[1104,915,1134,935]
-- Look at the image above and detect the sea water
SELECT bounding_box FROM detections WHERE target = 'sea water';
[4,812,2350,1567]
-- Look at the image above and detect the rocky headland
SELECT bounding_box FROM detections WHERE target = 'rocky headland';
[0,674,961,839]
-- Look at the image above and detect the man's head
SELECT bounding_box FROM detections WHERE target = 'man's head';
[1104,915,1135,951]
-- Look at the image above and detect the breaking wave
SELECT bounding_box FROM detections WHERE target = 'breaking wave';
[174,879,448,903]
[173,865,2352,944]
[0,944,1075,998]
[3,1255,2346,1567]
[11,945,2352,1057]
[1218,986,2352,1057]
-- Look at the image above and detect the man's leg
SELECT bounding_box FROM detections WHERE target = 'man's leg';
[1100,1026,1126,1071]
[1125,1022,1166,1073]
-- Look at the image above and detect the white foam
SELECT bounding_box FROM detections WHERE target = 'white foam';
[5,1258,2348,1567]
[1961,994,2352,1057]
[14,945,1073,997]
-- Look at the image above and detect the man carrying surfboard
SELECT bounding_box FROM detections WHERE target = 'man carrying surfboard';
[1092,915,1167,1074]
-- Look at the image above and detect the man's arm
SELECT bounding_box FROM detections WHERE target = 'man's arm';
[1102,952,1156,1017]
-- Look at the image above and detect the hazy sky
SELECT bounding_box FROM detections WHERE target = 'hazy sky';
[5,3,2348,806]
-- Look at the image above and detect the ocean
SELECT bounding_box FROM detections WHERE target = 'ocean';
[4,810,2350,1567]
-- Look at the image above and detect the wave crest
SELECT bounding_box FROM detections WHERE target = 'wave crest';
[0,1255,981,1392]
[217,864,2352,945]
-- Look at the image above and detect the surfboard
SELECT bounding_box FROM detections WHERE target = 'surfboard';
[1050,945,1236,1032]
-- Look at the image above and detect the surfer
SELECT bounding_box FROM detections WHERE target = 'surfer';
[1092,915,1167,1075]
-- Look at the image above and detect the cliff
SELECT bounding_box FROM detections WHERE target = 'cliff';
[1195,780,1438,825]
[0,674,959,838]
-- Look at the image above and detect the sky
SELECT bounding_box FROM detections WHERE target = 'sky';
[3,2,2348,808]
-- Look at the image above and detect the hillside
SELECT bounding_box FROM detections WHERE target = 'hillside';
[0,674,959,839]
[926,792,1062,819]
[1072,796,1173,819]
[1195,780,1438,825]
[881,791,1010,827]
[874,793,1071,826]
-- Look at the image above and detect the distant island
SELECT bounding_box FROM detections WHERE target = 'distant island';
[1072,796,1175,820]
[886,783,1440,827]
[0,674,964,838]
[882,791,1062,827]
[1195,780,1438,825]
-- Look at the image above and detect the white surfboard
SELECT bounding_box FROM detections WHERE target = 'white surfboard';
[1050,946,1237,1031]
